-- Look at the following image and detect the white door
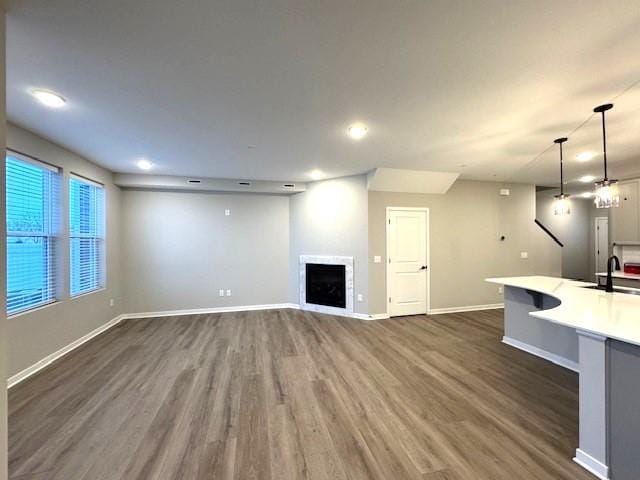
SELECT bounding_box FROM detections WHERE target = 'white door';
[387,208,428,317]
[595,217,609,273]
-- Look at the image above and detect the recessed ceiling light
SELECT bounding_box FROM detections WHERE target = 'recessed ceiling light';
[309,169,324,180]
[136,159,153,170]
[576,152,594,162]
[31,89,66,108]
[579,175,596,183]
[347,123,368,140]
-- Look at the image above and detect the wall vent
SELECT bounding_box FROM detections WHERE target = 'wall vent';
[282,183,296,189]
[238,181,252,187]
[188,179,201,184]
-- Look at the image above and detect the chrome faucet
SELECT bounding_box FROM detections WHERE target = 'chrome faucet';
[606,255,621,293]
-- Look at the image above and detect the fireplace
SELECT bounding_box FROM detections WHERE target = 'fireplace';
[305,264,346,308]
[299,255,354,315]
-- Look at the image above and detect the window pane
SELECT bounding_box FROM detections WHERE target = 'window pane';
[6,155,59,315]
[7,236,56,313]
[70,237,103,295]
[69,177,105,296]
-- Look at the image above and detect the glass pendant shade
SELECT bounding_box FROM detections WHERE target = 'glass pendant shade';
[593,103,619,209]
[594,179,620,208]
[553,194,571,216]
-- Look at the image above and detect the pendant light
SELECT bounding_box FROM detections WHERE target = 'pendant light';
[593,103,619,208]
[553,137,570,215]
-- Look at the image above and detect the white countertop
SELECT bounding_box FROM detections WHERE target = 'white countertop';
[595,271,640,281]
[486,276,640,347]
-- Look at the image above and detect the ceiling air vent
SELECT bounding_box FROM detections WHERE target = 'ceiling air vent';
[188,179,201,184]
[282,183,296,189]
[237,181,252,187]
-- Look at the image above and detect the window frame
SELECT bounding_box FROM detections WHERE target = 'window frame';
[69,173,106,298]
[6,151,61,316]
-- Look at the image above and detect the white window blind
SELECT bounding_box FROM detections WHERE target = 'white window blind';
[6,154,60,315]
[69,175,105,296]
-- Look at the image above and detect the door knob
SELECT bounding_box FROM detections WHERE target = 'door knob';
[420,265,427,270]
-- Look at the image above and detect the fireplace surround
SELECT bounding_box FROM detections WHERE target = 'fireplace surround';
[299,255,354,315]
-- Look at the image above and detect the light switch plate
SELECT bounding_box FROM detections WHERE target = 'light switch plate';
[373,256,382,263]
[357,293,364,302]
[520,251,528,259]
[219,289,225,297]
[225,209,230,216]
[226,289,232,296]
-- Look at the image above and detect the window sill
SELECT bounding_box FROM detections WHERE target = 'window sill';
[70,287,106,300]
[8,300,59,319]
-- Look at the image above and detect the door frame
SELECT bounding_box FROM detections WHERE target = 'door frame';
[385,207,430,317]
[594,216,609,274]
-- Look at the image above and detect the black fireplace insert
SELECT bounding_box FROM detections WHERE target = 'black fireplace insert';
[305,263,346,309]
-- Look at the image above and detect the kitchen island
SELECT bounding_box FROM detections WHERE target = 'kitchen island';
[486,276,640,480]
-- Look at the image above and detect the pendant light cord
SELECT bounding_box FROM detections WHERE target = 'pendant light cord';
[600,110,608,181]
[559,141,564,195]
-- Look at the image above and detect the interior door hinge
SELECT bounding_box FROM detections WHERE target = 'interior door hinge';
[388,219,391,224]
[388,297,391,303]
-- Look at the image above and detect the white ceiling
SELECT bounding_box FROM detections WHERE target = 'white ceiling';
[7,0,640,186]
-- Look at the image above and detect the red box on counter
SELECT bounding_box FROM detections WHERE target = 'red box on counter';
[624,263,640,275]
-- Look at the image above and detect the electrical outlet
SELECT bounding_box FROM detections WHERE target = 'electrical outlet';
[357,293,364,302]
[219,289,225,297]
[225,209,230,216]
[498,286,503,294]
[520,251,528,259]
[226,289,232,297]
[109,298,115,307]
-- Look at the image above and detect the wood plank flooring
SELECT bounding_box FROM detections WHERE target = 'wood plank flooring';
[8,308,595,479]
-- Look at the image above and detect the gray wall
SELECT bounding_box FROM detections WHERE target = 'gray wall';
[6,124,124,377]
[121,190,290,313]
[289,175,369,314]
[0,8,7,479]
[536,190,592,280]
[368,181,561,314]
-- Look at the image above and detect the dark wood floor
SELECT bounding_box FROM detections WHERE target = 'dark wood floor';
[8,308,595,480]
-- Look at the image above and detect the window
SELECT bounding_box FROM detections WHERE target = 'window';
[6,155,60,315]
[69,175,105,296]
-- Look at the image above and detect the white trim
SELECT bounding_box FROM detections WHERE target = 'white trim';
[351,312,390,321]
[8,314,126,388]
[121,303,298,320]
[573,448,609,480]
[386,207,430,317]
[502,336,579,372]
[428,303,504,315]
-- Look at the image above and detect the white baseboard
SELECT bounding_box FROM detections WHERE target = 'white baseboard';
[573,448,609,480]
[502,336,579,372]
[351,312,390,321]
[121,303,299,320]
[428,303,504,315]
[8,314,126,388]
